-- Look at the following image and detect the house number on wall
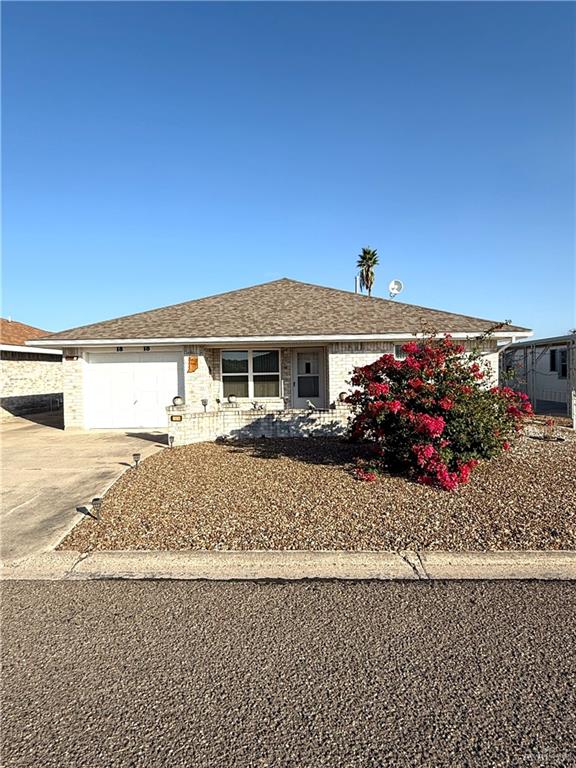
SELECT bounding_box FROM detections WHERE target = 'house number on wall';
[188,356,199,373]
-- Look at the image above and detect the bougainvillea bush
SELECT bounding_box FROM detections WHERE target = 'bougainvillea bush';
[346,336,533,490]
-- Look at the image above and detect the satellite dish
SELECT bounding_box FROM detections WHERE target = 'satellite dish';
[388,279,404,298]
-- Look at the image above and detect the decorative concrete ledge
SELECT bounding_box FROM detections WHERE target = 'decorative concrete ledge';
[2,550,575,582]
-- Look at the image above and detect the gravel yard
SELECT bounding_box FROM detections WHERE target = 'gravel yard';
[61,429,576,552]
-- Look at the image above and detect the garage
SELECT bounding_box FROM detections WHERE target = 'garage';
[84,351,184,429]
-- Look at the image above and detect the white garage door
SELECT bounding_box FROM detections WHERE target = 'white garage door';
[85,352,183,429]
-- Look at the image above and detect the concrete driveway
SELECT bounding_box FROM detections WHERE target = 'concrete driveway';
[0,413,167,562]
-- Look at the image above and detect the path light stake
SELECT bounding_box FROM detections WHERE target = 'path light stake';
[91,498,102,520]
[168,435,174,448]
[201,398,208,412]
[132,453,141,469]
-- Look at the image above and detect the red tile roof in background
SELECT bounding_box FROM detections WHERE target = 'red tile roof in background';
[0,318,53,346]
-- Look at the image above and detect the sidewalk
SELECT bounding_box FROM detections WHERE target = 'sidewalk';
[2,549,575,581]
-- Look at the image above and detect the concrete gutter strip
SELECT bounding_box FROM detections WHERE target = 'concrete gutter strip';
[419,551,576,580]
[1,550,575,581]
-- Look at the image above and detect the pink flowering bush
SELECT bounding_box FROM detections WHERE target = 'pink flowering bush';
[346,336,533,490]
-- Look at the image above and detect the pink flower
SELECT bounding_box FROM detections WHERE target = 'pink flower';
[412,413,446,438]
[386,400,403,414]
[407,378,424,390]
[353,468,377,482]
[438,397,453,411]
[402,342,421,355]
[412,443,437,468]
[377,354,402,371]
[457,459,479,485]
[367,381,390,397]
[405,356,422,371]
[368,401,386,416]
[434,462,460,491]
[503,441,511,451]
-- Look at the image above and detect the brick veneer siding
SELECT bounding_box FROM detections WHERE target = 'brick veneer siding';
[183,347,292,411]
[62,351,85,429]
[327,339,501,403]
[183,346,218,411]
[166,403,351,446]
[327,342,394,405]
[0,354,63,419]
[62,339,501,431]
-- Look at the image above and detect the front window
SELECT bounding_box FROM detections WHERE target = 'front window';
[394,344,408,360]
[559,350,568,379]
[222,350,280,398]
[550,349,557,372]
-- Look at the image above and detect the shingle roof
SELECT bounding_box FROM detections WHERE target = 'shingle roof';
[37,278,530,341]
[0,318,53,346]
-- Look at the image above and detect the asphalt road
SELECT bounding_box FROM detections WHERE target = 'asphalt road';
[2,581,575,768]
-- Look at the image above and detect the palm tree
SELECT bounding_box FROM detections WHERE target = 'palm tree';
[356,247,379,297]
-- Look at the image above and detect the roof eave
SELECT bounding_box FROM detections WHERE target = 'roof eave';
[2,343,63,355]
[29,330,533,347]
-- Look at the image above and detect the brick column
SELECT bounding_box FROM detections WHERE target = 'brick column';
[183,346,216,411]
[62,349,85,429]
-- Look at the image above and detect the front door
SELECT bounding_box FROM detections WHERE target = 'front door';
[292,349,325,409]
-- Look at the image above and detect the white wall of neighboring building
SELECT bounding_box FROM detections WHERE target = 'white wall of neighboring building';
[502,337,573,415]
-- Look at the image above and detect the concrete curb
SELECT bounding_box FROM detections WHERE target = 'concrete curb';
[1,550,575,582]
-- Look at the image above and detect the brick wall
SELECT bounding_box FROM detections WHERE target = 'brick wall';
[166,403,351,446]
[183,346,218,411]
[327,339,501,402]
[62,351,85,429]
[327,342,394,404]
[0,354,63,419]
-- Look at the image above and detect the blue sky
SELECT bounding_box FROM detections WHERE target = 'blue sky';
[2,1,574,339]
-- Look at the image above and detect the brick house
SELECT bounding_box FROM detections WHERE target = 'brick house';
[1,318,63,420]
[31,279,531,437]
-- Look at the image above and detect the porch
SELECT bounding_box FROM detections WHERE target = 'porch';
[166,401,351,446]
[184,341,396,415]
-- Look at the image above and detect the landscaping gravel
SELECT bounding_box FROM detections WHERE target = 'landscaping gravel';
[61,428,576,552]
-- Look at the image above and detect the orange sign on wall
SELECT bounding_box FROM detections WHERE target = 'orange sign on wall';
[188,355,199,373]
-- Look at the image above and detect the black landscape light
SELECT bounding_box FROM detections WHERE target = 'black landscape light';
[201,398,208,412]
[91,498,102,520]
[132,452,141,469]
[168,435,175,448]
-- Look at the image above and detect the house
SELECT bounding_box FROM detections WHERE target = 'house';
[0,318,63,420]
[31,279,531,435]
[501,334,575,418]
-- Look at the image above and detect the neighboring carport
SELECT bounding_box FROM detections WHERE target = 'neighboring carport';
[0,414,166,562]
